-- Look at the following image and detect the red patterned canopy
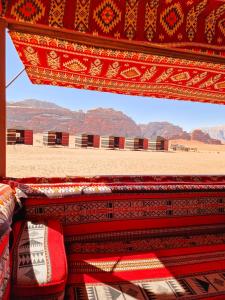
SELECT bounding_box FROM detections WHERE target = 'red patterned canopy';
[2,0,225,104]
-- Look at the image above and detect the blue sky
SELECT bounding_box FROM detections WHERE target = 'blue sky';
[6,32,225,131]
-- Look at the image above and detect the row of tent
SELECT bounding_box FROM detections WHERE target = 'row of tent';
[7,129,169,151]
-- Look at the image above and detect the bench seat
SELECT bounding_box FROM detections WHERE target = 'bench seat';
[9,176,225,299]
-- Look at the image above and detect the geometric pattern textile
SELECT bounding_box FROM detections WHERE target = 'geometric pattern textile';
[8,174,225,185]
[23,191,225,231]
[9,31,225,105]
[66,224,225,255]
[2,0,225,55]
[0,233,10,300]
[3,1,225,104]
[15,182,112,198]
[11,220,67,299]
[0,183,16,236]
[14,180,225,198]
[65,230,225,299]
[14,222,51,285]
[66,269,225,300]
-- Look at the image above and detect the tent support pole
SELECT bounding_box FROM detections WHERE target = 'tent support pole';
[0,19,6,178]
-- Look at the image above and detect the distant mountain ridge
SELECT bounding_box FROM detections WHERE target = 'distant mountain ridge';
[7,99,141,137]
[202,126,225,143]
[7,99,223,144]
[139,122,190,140]
[8,99,65,110]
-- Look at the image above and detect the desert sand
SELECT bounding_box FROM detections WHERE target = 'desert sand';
[6,135,225,178]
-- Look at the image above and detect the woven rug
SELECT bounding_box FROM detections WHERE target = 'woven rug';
[66,269,225,300]
[66,250,225,299]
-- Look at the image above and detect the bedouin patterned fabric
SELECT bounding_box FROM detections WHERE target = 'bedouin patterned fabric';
[21,189,225,234]
[15,182,112,198]
[2,1,225,104]
[0,184,16,300]
[11,220,67,300]
[8,31,225,105]
[7,174,225,184]
[0,184,16,235]
[0,233,10,300]
[11,174,225,198]
[2,0,225,54]
[62,190,225,299]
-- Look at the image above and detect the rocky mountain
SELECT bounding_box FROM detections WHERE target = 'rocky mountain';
[140,122,191,140]
[81,108,141,136]
[9,99,63,110]
[140,122,221,144]
[7,100,140,137]
[191,130,222,145]
[7,99,222,144]
[202,126,225,143]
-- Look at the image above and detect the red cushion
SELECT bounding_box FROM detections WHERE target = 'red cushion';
[11,220,67,298]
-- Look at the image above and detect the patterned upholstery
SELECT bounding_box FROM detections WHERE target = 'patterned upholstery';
[0,233,10,300]
[0,183,16,235]
[21,191,225,237]
[82,186,112,194]
[15,182,113,198]
[15,182,83,198]
[11,220,67,300]
[0,183,16,300]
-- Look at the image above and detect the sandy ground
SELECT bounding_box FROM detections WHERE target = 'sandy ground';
[6,135,225,178]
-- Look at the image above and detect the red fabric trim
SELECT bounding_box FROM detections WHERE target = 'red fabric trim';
[11,221,23,273]
[0,233,9,257]
[19,182,225,188]
[5,175,225,184]
[24,191,225,205]
[64,215,225,236]
[7,30,225,104]
[68,243,225,261]
[68,244,225,263]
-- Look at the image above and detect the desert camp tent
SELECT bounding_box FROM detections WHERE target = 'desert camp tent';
[7,129,33,145]
[125,137,148,151]
[43,131,69,146]
[75,134,100,148]
[101,136,125,150]
[148,136,169,151]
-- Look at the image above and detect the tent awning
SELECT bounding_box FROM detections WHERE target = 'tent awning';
[2,0,225,104]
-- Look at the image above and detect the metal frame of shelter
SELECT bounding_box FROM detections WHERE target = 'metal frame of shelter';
[1,7,225,177]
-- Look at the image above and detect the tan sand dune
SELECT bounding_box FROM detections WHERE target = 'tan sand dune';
[170,139,225,152]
